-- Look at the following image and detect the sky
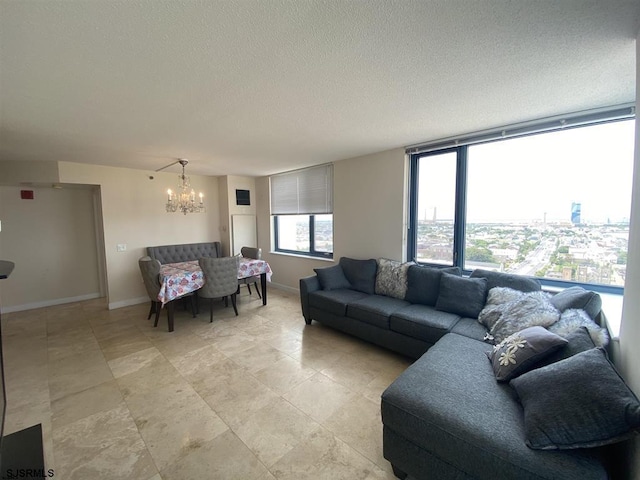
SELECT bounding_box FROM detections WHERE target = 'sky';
[417,119,636,224]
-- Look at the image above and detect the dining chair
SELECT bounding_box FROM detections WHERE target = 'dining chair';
[238,246,262,298]
[198,256,240,322]
[138,256,196,331]
[138,256,165,327]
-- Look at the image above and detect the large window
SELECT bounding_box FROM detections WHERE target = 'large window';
[271,164,333,258]
[409,110,635,293]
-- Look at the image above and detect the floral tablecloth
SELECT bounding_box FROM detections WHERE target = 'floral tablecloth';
[158,258,272,304]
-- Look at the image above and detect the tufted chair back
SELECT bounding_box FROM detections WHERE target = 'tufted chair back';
[198,256,240,299]
[138,256,162,300]
[240,246,262,260]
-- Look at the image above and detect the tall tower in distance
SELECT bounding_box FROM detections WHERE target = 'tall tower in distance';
[571,202,581,225]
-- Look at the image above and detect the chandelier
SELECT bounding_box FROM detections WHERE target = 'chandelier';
[165,159,205,215]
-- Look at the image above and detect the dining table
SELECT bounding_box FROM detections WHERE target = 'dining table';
[157,258,272,331]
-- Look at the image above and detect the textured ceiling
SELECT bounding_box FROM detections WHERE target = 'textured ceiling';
[1,0,639,177]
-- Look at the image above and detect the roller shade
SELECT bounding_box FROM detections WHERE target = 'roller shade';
[270,164,333,215]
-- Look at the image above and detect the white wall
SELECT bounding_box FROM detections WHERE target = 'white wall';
[57,161,221,308]
[255,147,407,290]
[0,185,101,309]
[218,175,257,256]
[616,31,640,480]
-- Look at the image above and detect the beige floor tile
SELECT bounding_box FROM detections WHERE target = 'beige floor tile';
[125,383,229,471]
[200,361,279,428]
[270,426,390,480]
[151,332,210,360]
[234,397,320,467]
[115,353,183,398]
[99,329,155,361]
[107,346,163,378]
[254,356,317,395]
[228,342,288,373]
[283,372,357,423]
[322,395,389,472]
[53,404,157,480]
[51,379,123,429]
[48,350,113,401]
[168,344,227,379]
[160,429,268,480]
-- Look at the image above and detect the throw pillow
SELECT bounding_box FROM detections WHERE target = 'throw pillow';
[375,258,414,299]
[510,348,640,450]
[405,265,461,306]
[470,269,541,292]
[478,287,560,344]
[486,326,568,382]
[548,308,609,347]
[549,286,602,321]
[435,273,487,318]
[314,265,351,291]
[535,326,595,369]
[339,257,377,294]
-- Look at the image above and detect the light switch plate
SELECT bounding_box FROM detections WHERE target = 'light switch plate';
[116,243,127,252]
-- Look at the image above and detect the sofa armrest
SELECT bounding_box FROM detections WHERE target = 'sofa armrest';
[300,275,321,324]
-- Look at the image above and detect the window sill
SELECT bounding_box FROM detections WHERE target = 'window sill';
[269,251,334,262]
[599,292,623,341]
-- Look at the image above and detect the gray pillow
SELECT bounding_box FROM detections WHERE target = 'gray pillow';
[549,286,602,320]
[470,269,541,293]
[510,348,640,450]
[314,265,351,290]
[487,326,568,382]
[535,326,595,369]
[435,273,487,318]
[405,265,461,306]
[339,257,377,294]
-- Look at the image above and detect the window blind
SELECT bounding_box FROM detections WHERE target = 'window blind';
[270,164,333,215]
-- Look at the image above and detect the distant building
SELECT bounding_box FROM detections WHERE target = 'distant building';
[571,202,581,224]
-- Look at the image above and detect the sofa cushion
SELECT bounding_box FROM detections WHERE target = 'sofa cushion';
[347,295,410,329]
[435,273,487,318]
[449,317,489,342]
[375,258,414,299]
[308,289,369,317]
[511,348,640,450]
[382,333,606,479]
[314,265,351,291]
[549,286,602,320]
[390,305,461,344]
[405,265,461,307]
[339,257,377,294]
[470,269,541,292]
[486,326,567,382]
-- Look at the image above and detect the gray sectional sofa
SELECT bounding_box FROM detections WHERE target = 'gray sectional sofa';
[300,257,639,480]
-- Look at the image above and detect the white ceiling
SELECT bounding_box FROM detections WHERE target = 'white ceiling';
[1,0,639,177]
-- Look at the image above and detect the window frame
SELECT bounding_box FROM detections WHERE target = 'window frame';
[408,115,634,295]
[273,214,333,259]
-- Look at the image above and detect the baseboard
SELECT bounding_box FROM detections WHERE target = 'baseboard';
[1,293,102,313]
[269,282,299,294]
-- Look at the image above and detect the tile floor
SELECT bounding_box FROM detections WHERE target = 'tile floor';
[3,288,412,479]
